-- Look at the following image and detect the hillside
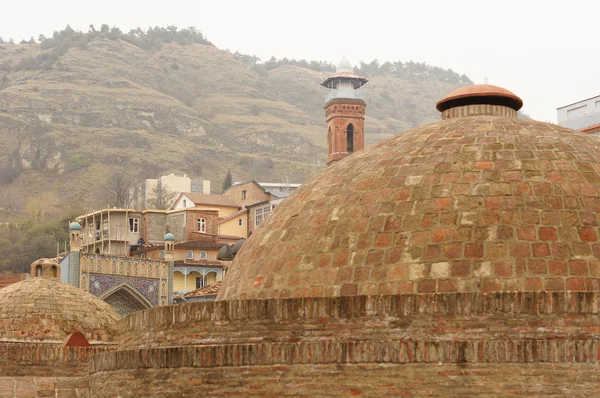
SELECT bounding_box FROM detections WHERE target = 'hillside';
[0,31,468,221]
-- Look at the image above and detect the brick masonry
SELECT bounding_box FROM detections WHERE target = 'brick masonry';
[325,98,366,165]
[88,362,600,397]
[117,293,600,349]
[220,116,600,300]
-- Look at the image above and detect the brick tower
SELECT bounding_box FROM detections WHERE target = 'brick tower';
[321,57,369,165]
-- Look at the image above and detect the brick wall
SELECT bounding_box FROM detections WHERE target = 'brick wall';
[117,292,600,349]
[89,361,600,397]
[224,182,271,207]
[0,343,113,377]
[184,210,218,241]
[0,377,89,398]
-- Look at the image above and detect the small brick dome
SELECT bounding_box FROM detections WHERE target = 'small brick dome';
[0,277,119,343]
[436,84,523,112]
[220,101,600,300]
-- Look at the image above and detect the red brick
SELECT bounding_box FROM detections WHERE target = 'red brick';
[510,242,530,257]
[432,228,452,243]
[544,278,564,291]
[417,279,437,293]
[451,261,470,277]
[475,161,493,169]
[517,226,536,241]
[485,196,504,210]
[397,281,414,293]
[437,279,457,292]
[569,260,588,276]
[566,278,586,291]
[525,278,543,291]
[548,260,568,276]
[528,259,547,275]
[465,243,483,258]
[494,261,512,277]
[435,198,453,211]
[538,227,558,241]
[482,278,502,292]
[532,243,550,257]
[497,225,514,239]
[374,233,392,248]
[578,228,598,242]
[442,243,462,259]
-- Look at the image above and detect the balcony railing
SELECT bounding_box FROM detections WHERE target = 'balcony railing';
[324,89,365,104]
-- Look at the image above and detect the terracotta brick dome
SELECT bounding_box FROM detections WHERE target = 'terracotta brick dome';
[220,105,600,300]
[0,277,119,343]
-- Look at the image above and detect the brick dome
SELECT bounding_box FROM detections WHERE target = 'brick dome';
[220,112,600,300]
[0,277,119,343]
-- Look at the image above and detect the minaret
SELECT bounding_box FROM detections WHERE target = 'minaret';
[321,57,369,165]
[164,232,175,304]
[68,221,82,287]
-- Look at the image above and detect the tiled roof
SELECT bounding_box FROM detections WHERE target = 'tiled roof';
[180,193,241,208]
[184,281,222,298]
[579,123,600,133]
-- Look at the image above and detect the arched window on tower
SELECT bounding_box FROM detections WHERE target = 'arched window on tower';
[35,265,42,277]
[347,124,354,153]
[328,126,332,154]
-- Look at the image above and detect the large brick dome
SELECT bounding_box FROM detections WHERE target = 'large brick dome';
[220,102,600,300]
[0,277,119,343]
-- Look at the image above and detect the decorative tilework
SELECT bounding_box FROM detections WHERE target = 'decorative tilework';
[89,274,159,307]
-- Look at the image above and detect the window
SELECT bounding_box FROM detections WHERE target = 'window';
[103,219,108,231]
[238,218,243,226]
[197,218,206,233]
[196,277,205,289]
[186,250,194,260]
[200,250,208,260]
[140,253,146,259]
[183,199,187,207]
[129,217,139,233]
[347,123,354,152]
[242,190,247,200]
[255,204,273,227]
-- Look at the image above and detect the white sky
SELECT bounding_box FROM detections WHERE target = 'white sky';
[1,0,597,122]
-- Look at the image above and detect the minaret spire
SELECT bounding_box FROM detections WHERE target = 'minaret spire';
[321,57,369,166]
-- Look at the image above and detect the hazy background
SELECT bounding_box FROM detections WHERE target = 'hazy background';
[0,0,596,122]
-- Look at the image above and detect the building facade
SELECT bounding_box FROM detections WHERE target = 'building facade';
[61,222,173,317]
[557,94,600,135]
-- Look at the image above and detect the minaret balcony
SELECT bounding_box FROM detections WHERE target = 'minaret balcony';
[324,88,365,104]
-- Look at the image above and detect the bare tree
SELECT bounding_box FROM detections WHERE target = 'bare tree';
[105,172,133,208]
[150,180,177,210]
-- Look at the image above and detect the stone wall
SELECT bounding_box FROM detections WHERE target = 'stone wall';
[118,292,600,349]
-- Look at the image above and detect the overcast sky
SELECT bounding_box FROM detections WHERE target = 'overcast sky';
[0,0,596,122]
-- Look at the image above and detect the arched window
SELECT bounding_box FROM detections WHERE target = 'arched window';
[328,126,332,153]
[347,124,354,153]
[36,265,43,277]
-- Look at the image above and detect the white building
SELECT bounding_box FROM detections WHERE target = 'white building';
[132,174,211,209]
[557,95,600,132]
